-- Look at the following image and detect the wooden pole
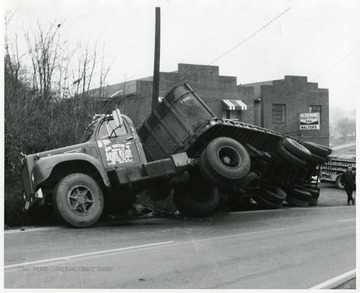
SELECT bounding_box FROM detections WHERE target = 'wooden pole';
[152,7,161,112]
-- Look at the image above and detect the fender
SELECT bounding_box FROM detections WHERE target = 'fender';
[33,153,110,188]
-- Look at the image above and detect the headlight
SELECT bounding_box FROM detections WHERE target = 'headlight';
[31,173,35,184]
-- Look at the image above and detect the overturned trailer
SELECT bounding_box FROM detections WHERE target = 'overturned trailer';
[21,83,331,227]
[138,83,331,214]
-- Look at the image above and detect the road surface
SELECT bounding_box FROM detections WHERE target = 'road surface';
[4,204,355,289]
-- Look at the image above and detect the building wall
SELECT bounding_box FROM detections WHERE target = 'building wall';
[125,63,254,127]
[107,65,329,147]
[246,76,330,146]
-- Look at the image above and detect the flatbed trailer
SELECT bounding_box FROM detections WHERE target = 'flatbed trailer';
[320,155,356,189]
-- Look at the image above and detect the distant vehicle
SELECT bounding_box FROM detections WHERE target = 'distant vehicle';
[320,155,356,189]
[21,83,331,227]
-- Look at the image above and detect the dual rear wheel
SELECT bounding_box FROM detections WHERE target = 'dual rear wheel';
[174,137,251,216]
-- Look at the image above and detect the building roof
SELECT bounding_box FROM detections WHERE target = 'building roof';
[87,76,153,99]
[241,80,274,99]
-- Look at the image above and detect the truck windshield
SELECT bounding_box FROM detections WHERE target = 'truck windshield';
[98,119,127,138]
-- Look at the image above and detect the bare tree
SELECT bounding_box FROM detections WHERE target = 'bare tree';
[25,21,63,102]
[335,118,356,141]
[99,45,111,100]
[72,42,98,97]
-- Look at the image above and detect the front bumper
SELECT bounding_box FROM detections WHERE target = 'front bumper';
[23,188,43,210]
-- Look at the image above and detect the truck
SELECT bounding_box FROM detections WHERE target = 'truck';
[20,83,332,227]
[320,155,356,189]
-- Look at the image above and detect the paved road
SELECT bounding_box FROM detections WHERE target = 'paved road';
[4,204,355,289]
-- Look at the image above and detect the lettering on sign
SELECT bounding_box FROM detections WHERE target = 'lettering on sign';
[300,112,320,130]
[102,140,134,166]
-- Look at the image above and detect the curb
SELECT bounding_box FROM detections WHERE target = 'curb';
[310,269,356,289]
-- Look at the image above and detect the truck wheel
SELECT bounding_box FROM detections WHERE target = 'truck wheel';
[302,141,331,157]
[309,198,318,206]
[173,185,220,217]
[276,146,307,168]
[240,171,260,187]
[336,175,345,190]
[256,186,287,205]
[253,193,282,209]
[285,195,309,207]
[52,173,104,228]
[304,186,320,199]
[309,153,327,165]
[200,137,251,184]
[304,187,320,206]
[282,138,312,161]
[284,187,312,202]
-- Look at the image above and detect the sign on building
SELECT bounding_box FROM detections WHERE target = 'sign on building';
[300,113,320,130]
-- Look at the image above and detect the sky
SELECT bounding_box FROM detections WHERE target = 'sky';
[3,0,360,113]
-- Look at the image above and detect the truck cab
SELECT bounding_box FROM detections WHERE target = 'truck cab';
[21,108,191,227]
[21,110,147,226]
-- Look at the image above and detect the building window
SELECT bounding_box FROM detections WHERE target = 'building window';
[309,105,322,124]
[223,110,241,120]
[272,104,286,124]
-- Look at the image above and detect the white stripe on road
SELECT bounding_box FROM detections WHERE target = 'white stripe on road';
[310,269,356,289]
[337,218,356,222]
[5,217,355,272]
[4,241,174,270]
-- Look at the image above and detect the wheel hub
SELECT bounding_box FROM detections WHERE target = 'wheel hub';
[219,146,241,168]
[77,195,86,204]
[67,185,95,216]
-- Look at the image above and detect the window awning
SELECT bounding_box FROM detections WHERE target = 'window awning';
[222,99,247,110]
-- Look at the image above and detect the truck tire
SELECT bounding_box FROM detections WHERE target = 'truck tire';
[304,186,320,199]
[282,138,312,161]
[285,195,309,207]
[256,186,287,205]
[276,146,307,168]
[304,186,320,206]
[259,187,286,205]
[309,153,327,165]
[284,187,312,202]
[253,193,282,209]
[52,173,104,228]
[302,141,331,157]
[173,185,220,217]
[309,198,318,206]
[200,137,251,184]
[240,171,260,187]
[336,175,345,190]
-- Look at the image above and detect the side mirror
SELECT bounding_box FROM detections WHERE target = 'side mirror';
[112,109,123,128]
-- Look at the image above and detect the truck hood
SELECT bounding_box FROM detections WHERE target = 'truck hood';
[35,142,91,159]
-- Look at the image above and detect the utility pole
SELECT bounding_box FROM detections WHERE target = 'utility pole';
[152,7,161,112]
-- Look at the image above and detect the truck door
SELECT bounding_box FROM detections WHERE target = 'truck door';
[96,118,140,169]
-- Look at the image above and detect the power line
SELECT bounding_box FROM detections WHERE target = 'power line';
[208,7,291,66]
[159,7,291,93]
[310,50,356,81]
[240,50,357,125]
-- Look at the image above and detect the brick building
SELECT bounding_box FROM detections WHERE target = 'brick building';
[244,76,330,146]
[90,63,254,126]
[90,64,329,146]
